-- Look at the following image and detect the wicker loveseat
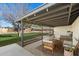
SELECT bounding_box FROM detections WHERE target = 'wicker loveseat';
[43,39,64,55]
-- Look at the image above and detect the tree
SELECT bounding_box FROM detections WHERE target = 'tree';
[3,4,30,30]
[3,13,18,30]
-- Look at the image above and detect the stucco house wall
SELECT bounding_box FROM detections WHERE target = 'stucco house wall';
[53,16,79,46]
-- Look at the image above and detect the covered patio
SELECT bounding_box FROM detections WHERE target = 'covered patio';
[16,3,79,56]
[0,3,79,56]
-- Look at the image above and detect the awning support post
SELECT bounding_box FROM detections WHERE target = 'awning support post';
[68,3,72,25]
[20,20,24,47]
[42,25,44,51]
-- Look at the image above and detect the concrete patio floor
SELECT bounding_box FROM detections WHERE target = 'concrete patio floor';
[24,35,53,56]
[0,43,33,56]
[24,35,72,56]
[24,40,51,56]
[24,35,57,56]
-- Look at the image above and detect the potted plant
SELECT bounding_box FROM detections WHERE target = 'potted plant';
[64,47,74,56]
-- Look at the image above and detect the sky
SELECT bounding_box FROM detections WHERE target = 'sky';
[0,3,43,27]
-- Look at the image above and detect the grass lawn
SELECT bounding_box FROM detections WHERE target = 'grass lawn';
[0,32,42,47]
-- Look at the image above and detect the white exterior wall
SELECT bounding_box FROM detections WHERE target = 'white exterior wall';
[53,16,79,46]
[71,16,79,46]
[54,26,72,38]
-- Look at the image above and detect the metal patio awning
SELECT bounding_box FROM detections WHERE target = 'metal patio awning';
[16,3,79,27]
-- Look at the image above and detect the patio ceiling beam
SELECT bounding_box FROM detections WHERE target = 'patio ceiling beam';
[32,11,68,22]
[43,19,67,25]
[23,12,68,27]
[29,21,54,27]
[42,18,68,24]
[68,3,73,25]
[24,14,68,22]
[72,6,79,12]
[28,4,70,21]
[33,14,68,23]
[31,18,68,27]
